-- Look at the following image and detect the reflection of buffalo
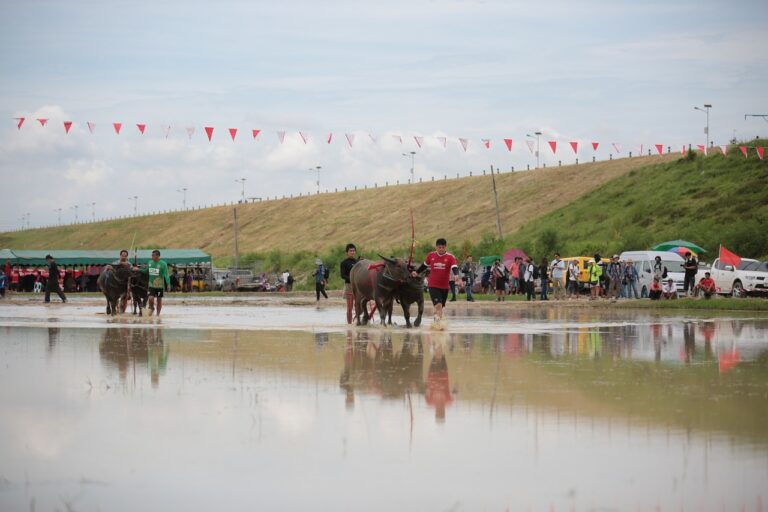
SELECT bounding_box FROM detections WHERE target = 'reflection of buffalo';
[339,332,424,407]
[349,257,413,326]
[99,327,168,387]
[98,266,149,316]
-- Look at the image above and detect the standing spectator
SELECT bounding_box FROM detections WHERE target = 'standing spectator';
[653,255,667,280]
[0,268,7,298]
[649,276,663,300]
[481,266,491,294]
[313,258,328,301]
[550,253,565,300]
[683,251,698,297]
[492,259,506,302]
[607,255,623,299]
[461,255,476,302]
[449,271,457,302]
[184,270,193,293]
[282,270,293,292]
[509,257,520,294]
[516,258,526,295]
[523,257,536,301]
[587,255,602,300]
[4,259,12,287]
[695,272,717,299]
[170,267,180,292]
[339,243,359,323]
[623,259,640,299]
[567,259,580,298]
[44,255,67,303]
[539,258,549,300]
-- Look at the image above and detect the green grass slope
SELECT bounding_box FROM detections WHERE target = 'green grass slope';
[505,141,768,260]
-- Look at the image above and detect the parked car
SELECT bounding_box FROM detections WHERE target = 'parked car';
[699,258,768,297]
[620,251,686,297]
[561,256,610,292]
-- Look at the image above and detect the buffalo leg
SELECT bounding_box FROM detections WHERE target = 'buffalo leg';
[413,299,424,327]
[401,301,411,328]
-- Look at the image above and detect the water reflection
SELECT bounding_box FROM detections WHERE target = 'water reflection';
[99,327,169,388]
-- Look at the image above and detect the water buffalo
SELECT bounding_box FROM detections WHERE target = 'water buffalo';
[98,266,149,316]
[349,256,412,326]
[395,270,426,328]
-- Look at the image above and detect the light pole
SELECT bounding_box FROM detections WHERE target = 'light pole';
[309,166,321,194]
[129,196,138,216]
[90,202,96,221]
[23,213,30,229]
[234,179,246,203]
[71,205,79,223]
[402,151,416,183]
[694,104,712,148]
[526,132,542,168]
[177,187,188,209]
[54,208,62,225]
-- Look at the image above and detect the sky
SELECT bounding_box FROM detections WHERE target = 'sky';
[1,0,766,231]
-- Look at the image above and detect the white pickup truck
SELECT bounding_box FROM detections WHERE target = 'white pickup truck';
[702,258,768,297]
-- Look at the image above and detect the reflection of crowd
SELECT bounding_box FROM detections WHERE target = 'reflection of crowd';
[99,327,169,388]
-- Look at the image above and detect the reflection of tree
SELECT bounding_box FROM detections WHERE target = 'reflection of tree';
[99,327,168,388]
[339,331,424,410]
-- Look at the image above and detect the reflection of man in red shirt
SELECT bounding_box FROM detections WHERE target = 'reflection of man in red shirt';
[412,238,461,323]
[425,350,453,424]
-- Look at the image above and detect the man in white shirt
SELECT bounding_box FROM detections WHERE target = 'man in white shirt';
[282,270,293,292]
[523,257,535,301]
[662,278,677,300]
[550,252,566,300]
[567,260,580,298]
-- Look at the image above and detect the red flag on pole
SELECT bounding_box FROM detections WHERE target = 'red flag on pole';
[345,133,355,147]
[592,142,599,151]
[655,144,664,155]
[277,131,286,144]
[37,118,48,127]
[326,133,332,144]
[87,122,96,134]
[186,127,195,140]
[503,138,513,151]
[252,129,260,140]
[739,146,747,158]
[299,131,308,144]
[15,117,25,129]
[229,128,238,141]
[719,246,742,268]
[414,136,423,148]
[113,122,122,134]
[612,143,621,153]
[459,138,469,152]
[137,123,146,135]
[437,136,447,148]
[548,141,557,154]
[569,141,578,154]
[204,127,214,141]
[482,139,491,149]
[64,121,73,134]
[758,147,765,160]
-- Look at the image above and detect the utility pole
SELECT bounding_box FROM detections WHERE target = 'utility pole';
[694,104,712,148]
[235,179,246,203]
[54,208,62,225]
[402,151,416,183]
[177,187,188,209]
[489,165,503,239]
[129,196,138,215]
[232,207,240,269]
[90,202,96,221]
[308,166,321,194]
[71,205,79,223]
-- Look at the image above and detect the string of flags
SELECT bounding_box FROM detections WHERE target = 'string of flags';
[10,116,766,159]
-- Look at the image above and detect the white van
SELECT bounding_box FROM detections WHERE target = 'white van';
[619,250,686,297]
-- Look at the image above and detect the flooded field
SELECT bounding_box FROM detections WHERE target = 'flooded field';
[1,302,767,511]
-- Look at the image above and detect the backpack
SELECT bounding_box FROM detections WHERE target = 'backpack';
[532,265,540,280]
[323,266,330,279]
[287,274,294,284]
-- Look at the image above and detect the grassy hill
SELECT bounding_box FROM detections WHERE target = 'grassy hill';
[504,140,768,260]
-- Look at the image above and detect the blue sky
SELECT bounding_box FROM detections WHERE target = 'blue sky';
[1,0,766,231]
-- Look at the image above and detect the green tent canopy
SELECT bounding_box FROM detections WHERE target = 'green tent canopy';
[478,255,502,267]
[1,249,211,266]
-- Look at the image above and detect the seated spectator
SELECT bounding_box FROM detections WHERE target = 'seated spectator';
[662,278,677,300]
[695,272,717,299]
[649,276,662,300]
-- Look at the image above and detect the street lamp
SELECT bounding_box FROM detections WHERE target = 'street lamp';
[128,196,138,216]
[90,202,96,221]
[694,104,712,148]
[402,151,416,183]
[234,179,246,203]
[309,166,321,194]
[53,208,62,226]
[526,131,542,168]
[177,187,188,209]
[71,205,79,223]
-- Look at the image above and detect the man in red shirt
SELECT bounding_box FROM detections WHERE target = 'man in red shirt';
[696,272,717,299]
[412,238,462,324]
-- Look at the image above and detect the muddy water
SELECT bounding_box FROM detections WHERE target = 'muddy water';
[1,306,767,511]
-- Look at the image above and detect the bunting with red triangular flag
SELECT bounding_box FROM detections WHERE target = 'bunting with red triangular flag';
[277,131,286,144]
[612,143,621,153]
[37,118,48,127]
[345,133,355,147]
[437,136,447,148]
[186,127,195,140]
[655,144,664,155]
[299,131,308,144]
[482,139,491,149]
[204,127,214,141]
[526,140,535,154]
[229,128,238,141]
[64,121,73,134]
[113,123,122,135]
[326,133,332,144]
[739,146,747,158]
[758,147,765,160]
[252,129,261,140]
[414,136,423,148]
[87,122,96,134]
[392,134,402,144]
[592,142,599,151]
[137,124,146,134]
[14,117,25,129]
[548,141,557,154]
[458,138,469,152]
[720,145,728,156]
[503,138,513,151]
[569,141,578,154]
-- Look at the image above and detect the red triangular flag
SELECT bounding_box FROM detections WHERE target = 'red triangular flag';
[204,126,214,141]
[591,142,599,151]
[548,141,557,154]
[327,132,333,144]
[758,147,765,160]
[719,246,741,268]
[15,117,25,129]
[137,123,146,135]
[482,139,491,149]
[252,129,260,139]
[64,121,73,134]
[739,146,747,158]
[655,144,664,155]
[345,133,355,147]
[299,131,308,144]
[503,138,513,152]
[186,127,195,140]
[437,136,447,148]
[569,141,579,154]
[414,136,423,148]
[87,122,96,134]
[612,142,621,153]
[526,140,535,154]
[229,128,238,141]
[459,138,469,152]
[697,144,705,152]
[113,122,122,134]
[277,131,285,144]
[37,118,48,127]
[720,145,728,156]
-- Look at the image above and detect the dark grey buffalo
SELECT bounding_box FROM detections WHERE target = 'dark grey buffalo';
[394,270,426,328]
[349,256,412,326]
[98,266,149,316]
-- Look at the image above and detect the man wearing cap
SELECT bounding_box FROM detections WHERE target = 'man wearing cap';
[623,259,639,299]
[607,255,623,299]
[683,251,698,297]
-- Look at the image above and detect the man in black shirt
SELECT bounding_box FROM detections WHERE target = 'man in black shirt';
[44,255,67,303]
[683,251,698,297]
[339,243,359,324]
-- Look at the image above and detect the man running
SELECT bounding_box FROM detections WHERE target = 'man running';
[339,243,358,324]
[411,238,461,324]
[44,255,67,303]
[141,250,170,316]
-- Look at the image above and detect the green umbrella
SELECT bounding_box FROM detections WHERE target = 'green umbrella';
[651,240,707,253]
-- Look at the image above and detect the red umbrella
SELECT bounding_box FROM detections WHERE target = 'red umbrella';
[503,248,529,269]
